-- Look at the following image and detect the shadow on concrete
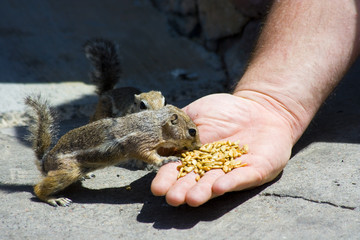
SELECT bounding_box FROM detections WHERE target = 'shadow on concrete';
[136,172,282,229]
[292,57,360,154]
[136,183,272,230]
[0,171,281,229]
[0,183,34,194]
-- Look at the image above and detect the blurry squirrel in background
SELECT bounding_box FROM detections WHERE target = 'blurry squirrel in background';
[25,95,200,207]
[84,38,166,122]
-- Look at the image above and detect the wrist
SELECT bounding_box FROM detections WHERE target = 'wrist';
[233,79,312,145]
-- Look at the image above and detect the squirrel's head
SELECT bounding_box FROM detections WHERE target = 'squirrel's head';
[160,105,201,151]
[134,91,166,112]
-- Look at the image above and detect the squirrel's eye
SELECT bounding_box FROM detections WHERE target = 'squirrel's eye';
[188,128,196,137]
[140,101,147,110]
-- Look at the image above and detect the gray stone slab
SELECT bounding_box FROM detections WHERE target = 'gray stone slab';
[263,142,360,209]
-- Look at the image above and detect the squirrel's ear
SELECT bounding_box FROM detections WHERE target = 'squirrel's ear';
[170,114,178,125]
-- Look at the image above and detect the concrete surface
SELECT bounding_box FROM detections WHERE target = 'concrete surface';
[0,1,359,239]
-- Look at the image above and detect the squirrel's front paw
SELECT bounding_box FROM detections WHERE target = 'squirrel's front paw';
[47,197,73,207]
[160,156,180,166]
[81,172,96,181]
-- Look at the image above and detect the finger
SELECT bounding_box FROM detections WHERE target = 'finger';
[212,166,263,195]
[185,169,225,207]
[165,172,197,206]
[151,162,179,196]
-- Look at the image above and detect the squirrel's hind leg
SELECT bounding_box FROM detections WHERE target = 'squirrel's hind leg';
[34,165,82,207]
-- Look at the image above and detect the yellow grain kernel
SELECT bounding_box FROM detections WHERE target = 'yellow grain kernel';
[184,166,194,173]
[195,175,201,181]
[177,140,248,180]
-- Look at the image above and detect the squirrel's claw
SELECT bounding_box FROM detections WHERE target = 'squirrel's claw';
[47,197,73,207]
[160,156,180,166]
[81,172,96,181]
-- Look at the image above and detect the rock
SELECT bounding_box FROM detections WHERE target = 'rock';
[151,0,199,37]
[167,14,199,37]
[167,0,197,14]
[197,0,249,40]
[151,0,197,14]
[231,0,271,18]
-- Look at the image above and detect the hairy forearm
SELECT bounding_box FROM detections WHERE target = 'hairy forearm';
[234,0,360,143]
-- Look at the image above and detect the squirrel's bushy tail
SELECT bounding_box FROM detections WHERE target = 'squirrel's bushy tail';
[25,95,57,172]
[83,38,122,95]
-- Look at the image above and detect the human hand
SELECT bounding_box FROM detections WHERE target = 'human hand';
[151,92,295,207]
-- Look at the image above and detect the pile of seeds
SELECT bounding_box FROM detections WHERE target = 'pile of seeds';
[177,140,248,181]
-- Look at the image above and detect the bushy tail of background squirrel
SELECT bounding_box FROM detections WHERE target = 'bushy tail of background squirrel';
[83,38,122,95]
[25,95,57,173]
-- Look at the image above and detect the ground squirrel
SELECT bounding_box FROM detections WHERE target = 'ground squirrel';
[84,38,165,122]
[25,95,200,207]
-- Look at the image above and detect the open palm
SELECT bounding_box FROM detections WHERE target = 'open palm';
[151,93,295,207]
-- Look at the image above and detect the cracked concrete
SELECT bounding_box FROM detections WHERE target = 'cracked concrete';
[261,193,357,211]
[262,142,360,210]
[0,1,359,239]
